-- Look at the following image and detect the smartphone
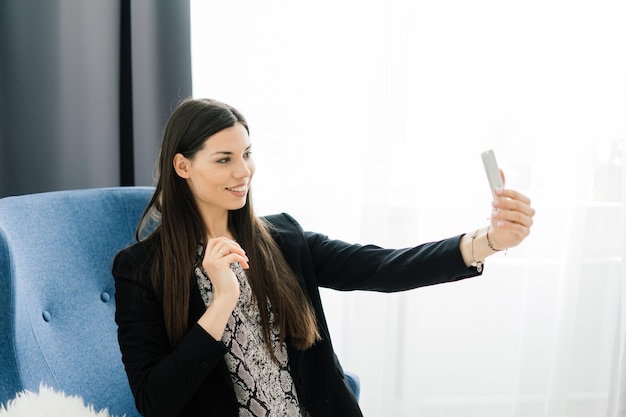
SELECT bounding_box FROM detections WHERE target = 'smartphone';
[481,149,503,198]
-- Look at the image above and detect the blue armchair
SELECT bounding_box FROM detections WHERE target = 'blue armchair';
[0,187,359,415]
[0,187,153,416]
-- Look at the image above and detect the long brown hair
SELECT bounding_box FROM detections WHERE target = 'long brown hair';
[136,98,319,357]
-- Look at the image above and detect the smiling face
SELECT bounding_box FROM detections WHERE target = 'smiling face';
[173,122,255,220]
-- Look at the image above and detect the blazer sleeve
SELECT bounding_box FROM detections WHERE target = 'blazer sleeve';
[113,243,229,417]
[268,212,481,292]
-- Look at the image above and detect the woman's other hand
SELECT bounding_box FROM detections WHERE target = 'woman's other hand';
[488,187,535,251]
[197,237,249,339]
[202,237,249,297]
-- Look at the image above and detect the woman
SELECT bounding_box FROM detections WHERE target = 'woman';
[113,98,535,417]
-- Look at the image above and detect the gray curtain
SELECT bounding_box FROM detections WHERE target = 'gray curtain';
[0,0,192,197]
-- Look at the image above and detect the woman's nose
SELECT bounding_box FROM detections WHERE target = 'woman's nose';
[233,158,251,178]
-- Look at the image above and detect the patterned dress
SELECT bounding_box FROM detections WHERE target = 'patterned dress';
[195,254,310,417]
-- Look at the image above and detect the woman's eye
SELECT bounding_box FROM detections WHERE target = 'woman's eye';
[243,151,252,159]
[217,157,230,163]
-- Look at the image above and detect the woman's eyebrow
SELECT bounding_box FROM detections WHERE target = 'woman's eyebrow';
[211,145,251,156]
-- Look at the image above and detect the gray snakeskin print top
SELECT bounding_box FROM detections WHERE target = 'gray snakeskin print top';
[195,256,310,417]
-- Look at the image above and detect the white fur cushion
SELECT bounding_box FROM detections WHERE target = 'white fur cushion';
[0,385,121,417]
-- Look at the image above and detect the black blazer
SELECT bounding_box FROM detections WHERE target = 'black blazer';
[113,213,480,417]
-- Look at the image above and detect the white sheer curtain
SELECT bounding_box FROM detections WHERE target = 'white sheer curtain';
[190,0,626,415]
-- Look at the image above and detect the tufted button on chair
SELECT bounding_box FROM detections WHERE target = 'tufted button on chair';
[0,187,154,416]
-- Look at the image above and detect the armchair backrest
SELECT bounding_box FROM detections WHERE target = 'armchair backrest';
[0,187,154,416]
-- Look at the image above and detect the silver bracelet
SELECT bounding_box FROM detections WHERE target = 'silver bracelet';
[470,229,483,272]
[486,228,503,252]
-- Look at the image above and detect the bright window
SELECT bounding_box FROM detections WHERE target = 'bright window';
[191,1,626,415]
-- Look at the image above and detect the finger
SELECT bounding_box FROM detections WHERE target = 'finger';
[224,252,250,269]
[203,250,249,272]
[492,208,534,228]
[219,241,248,260]
[205,237,231,252]
[492,198,536,219]
[492,213,532,236]
[207,238,244,255]
[494,188,532,206]
[207,238,249,268]
[492,190,535,217]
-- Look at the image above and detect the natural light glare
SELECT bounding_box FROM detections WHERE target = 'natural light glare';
[190,0,625,415]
